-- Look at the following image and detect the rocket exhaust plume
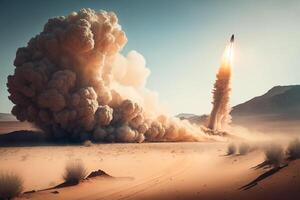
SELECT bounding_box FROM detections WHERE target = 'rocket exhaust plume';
[7,8,221,143]
[207,35,234,131]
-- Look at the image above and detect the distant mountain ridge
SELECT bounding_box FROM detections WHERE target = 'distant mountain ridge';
[231,85,300,118]
[177,85,300,125]
[0,113,16,121]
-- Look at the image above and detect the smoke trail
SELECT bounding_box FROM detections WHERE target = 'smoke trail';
[7,8,216,143]
[207,44,233,131]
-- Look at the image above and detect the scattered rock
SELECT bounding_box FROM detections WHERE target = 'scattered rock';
[86,169,113,179]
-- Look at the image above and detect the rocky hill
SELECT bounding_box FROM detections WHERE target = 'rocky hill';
[177,85,300,132]
[231,85,300,119]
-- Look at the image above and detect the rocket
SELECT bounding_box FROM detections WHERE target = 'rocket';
[230,34,234,43]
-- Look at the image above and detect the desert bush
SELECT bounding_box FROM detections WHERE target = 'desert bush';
[239,143,250,155]
[63,160,87,184]
[264,144,284,168]
[227,143,236,155]
[83,140,93,147]
[0,172,23,200]
[286,138,300,159]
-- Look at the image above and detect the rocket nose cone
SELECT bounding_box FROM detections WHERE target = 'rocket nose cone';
[230,34,234,43]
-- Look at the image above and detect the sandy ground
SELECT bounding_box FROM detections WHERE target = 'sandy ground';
[0,142,299,200]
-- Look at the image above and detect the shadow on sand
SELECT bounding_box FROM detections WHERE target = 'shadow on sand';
[251,160,273,170]
[240,164,288,191]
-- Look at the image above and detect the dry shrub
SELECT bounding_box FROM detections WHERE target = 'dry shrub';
[227,143,236,155]
[83,140,93,147]
[63,160,87,184]
[239,142,250,155]
[0,172,23,200]
[286,138,300,159]
[264,144,284,168]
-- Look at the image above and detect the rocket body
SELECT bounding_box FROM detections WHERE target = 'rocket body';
[230,34,234,43]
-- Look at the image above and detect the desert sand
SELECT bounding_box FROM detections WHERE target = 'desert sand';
[0,140,299,200]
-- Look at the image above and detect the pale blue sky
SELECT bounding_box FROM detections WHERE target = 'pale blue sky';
[0,0,300,115]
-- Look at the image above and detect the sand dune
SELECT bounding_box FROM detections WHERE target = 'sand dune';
[0,142,298,200]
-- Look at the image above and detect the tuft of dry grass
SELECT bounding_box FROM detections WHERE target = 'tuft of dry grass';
[286,138,300,159]
[227,143,236,155]
[63,160,87,184]
[83,140,93,147]
[264,144,284,168]
[239,143,250,155]
[0,172,23,200]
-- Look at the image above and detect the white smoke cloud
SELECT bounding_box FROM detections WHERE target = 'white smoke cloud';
[112,51,150,88]
[110,51,163,117]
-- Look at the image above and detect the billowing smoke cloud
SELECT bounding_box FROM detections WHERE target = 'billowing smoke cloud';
[7,8,213,143]
[207,44,232,131]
